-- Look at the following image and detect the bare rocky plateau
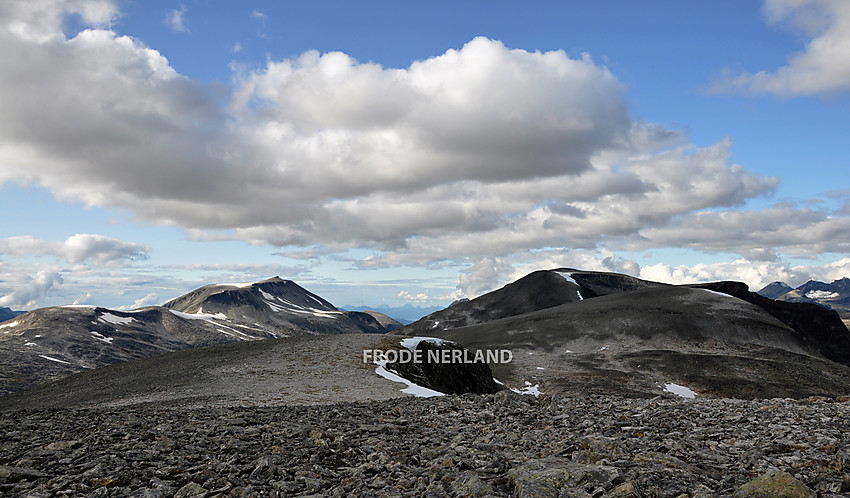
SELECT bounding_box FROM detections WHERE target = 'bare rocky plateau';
[2,393,849,497]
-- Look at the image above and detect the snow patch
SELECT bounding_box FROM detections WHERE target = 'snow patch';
[264,299,286,312]
[400,336,448,350]
[263,297,341,318]
[373,355,444,397]
[169,309,227,321]
[700,288,736,299]
[25,342,36,347]
[38,354,71,365]
[806,290,840,300]
[536,367,545,370]
[565,349,574,354]
[663,382,697,399]
[1,321,19,332]
[90,331,114,344]
[259,289,276,301]
[555,271,583,300]
[511,381,543,397]
[98,312,134,326]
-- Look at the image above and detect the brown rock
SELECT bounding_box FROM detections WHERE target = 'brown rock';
[734,471,816,498]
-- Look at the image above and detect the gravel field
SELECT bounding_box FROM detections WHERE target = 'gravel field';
[2,392,849,497]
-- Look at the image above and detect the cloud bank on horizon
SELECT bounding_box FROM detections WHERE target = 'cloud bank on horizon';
[0,0,848,308]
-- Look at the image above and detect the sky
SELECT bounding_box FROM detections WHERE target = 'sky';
[0,0,849,313]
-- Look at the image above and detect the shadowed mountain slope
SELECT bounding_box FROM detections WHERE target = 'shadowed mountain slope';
[398,269,666,336]
[396,269,850,399]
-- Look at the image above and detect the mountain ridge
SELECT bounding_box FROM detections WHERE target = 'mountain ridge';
[0,276,392,396]
[4,268,850,402]
[758,277,850,312]
[394,268,850,399]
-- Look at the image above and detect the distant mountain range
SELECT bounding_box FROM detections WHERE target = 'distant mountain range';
[0,307,24,322]
[758,278,850,330]
[341,304,444,324]
[0,277,398,396]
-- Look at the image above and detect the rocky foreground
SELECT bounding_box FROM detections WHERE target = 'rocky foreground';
[2,393,849,497]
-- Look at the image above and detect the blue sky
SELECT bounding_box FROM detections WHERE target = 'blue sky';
[0,0,849,312]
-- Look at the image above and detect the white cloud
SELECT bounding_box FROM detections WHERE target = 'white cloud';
[0,2,845,280]
[0,0,116,42]
[397,290,434,304]
[118,292,159,310]
[0,270,64,307]
[164,4,188,33]
[637,256,850,291]
[456,258,514,298]
[456,251,850,300]
[711,0,850,96]
[632,204,850,257]
[0,234,150,265]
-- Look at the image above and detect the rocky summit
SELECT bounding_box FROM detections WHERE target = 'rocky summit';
[0,277,394,396]
[396,269,850,400]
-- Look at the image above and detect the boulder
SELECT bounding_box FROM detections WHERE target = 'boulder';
[386,340,503,395]
[734,470,816,498]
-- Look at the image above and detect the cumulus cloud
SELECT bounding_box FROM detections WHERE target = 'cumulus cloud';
[632,204,850,257]
[456,251,850,301]
[397,290,435,304]
[164,4,188,33]
[636,256,850,291]
[119,292,159,310]
[0,270,64,307]
[711,0,850,96]
[0,0,844,275]
[0,234,150,265]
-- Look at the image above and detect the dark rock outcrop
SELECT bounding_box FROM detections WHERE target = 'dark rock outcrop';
[386,340,503,395]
